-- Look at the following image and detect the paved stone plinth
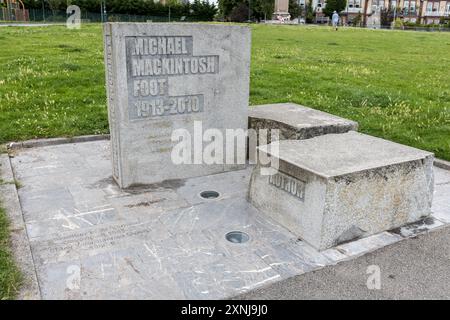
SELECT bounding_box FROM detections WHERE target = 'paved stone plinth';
[5,139,450,299]
[249,131,435,250]
[248,103,358,159]
[104,23,251,188]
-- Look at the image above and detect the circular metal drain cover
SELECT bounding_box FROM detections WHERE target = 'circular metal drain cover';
[200,190,220,199]
[225,231,250,244]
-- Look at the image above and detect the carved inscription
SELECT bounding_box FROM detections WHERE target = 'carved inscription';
[34,223,152,256]
[268,172,306,201]
[126,36,219,120]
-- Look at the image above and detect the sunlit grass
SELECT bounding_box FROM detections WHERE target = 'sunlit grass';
[0,24,449,159]
[250,25,450,160]
[0,202,22,300]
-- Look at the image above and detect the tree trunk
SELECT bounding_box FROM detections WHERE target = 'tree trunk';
[363,0,369,26]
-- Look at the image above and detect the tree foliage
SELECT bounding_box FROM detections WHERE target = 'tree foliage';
[305,0,314,23]
[229,2,248,22]
[21,0,218,21]
[380,7,393,26]
[322,0,346,17]
[288,0,300,19]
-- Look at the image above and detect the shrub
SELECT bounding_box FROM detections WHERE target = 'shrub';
[229,2,248,22]
[393,17,404,29]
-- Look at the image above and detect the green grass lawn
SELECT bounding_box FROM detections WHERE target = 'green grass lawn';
[0,24,449,159]
[0,203,22,300]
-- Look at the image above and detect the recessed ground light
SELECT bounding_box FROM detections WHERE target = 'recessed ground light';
[225,231,250,244]
[200,190,220,199]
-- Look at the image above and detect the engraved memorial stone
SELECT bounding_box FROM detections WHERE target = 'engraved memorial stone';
[104,23,251,188]
[249,131,434,250]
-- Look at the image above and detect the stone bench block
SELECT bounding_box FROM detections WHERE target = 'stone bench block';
[249,103,358,141]
[248,131,434,250]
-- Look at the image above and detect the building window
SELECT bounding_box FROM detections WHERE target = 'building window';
[371,0,384,9]
[403,0,409,14]
[348,0,361,8]
[403,0,416,14]
[391,0,397,10]
[426,1,440,13]
[433,1,439,12]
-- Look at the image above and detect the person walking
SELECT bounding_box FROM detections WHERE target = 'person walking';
[332,10,340,31]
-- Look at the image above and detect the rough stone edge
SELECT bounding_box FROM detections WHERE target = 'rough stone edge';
[434,158,450,171]
[0,154,41,300]
[7,134,110,150]
[248,103,360,132]
[248,116,358,139]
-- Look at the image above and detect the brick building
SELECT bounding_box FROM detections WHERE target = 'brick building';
[300,0,450,25]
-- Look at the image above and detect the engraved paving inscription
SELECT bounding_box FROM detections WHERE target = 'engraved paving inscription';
[126,36,219,120]
[268,172,306,201]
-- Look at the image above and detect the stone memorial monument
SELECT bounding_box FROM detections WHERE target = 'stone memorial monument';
[104,23,251,188]
[249,131,434,250]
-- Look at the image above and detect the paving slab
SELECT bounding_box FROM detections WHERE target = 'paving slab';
[237,224,450,300]
[3,139,450,299]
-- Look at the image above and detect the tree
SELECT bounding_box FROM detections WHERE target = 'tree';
[322,0,346,17]
[22,0,43,9]
[289,0,300,19]
[219,0,273,22]
[351,12,362,26]
[305,0,314,23]
[218,0,242,20]
[251,0,273,21]
[229,2,248,22]
[260,0,274,20]
[392,17,403,29]
[191,0,218,21]
[380,7,393,26]
[47,0,66,15]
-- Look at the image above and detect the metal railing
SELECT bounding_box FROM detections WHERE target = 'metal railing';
[0,8,208,23]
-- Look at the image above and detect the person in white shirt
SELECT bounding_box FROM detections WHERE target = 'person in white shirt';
[332,11,340,31]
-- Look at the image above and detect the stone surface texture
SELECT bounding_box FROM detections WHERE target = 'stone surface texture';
[249,103,358,140]
[4,139,449,299]
[104,23,251,188]
[249,131,435,250]
[248,103,358,158]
